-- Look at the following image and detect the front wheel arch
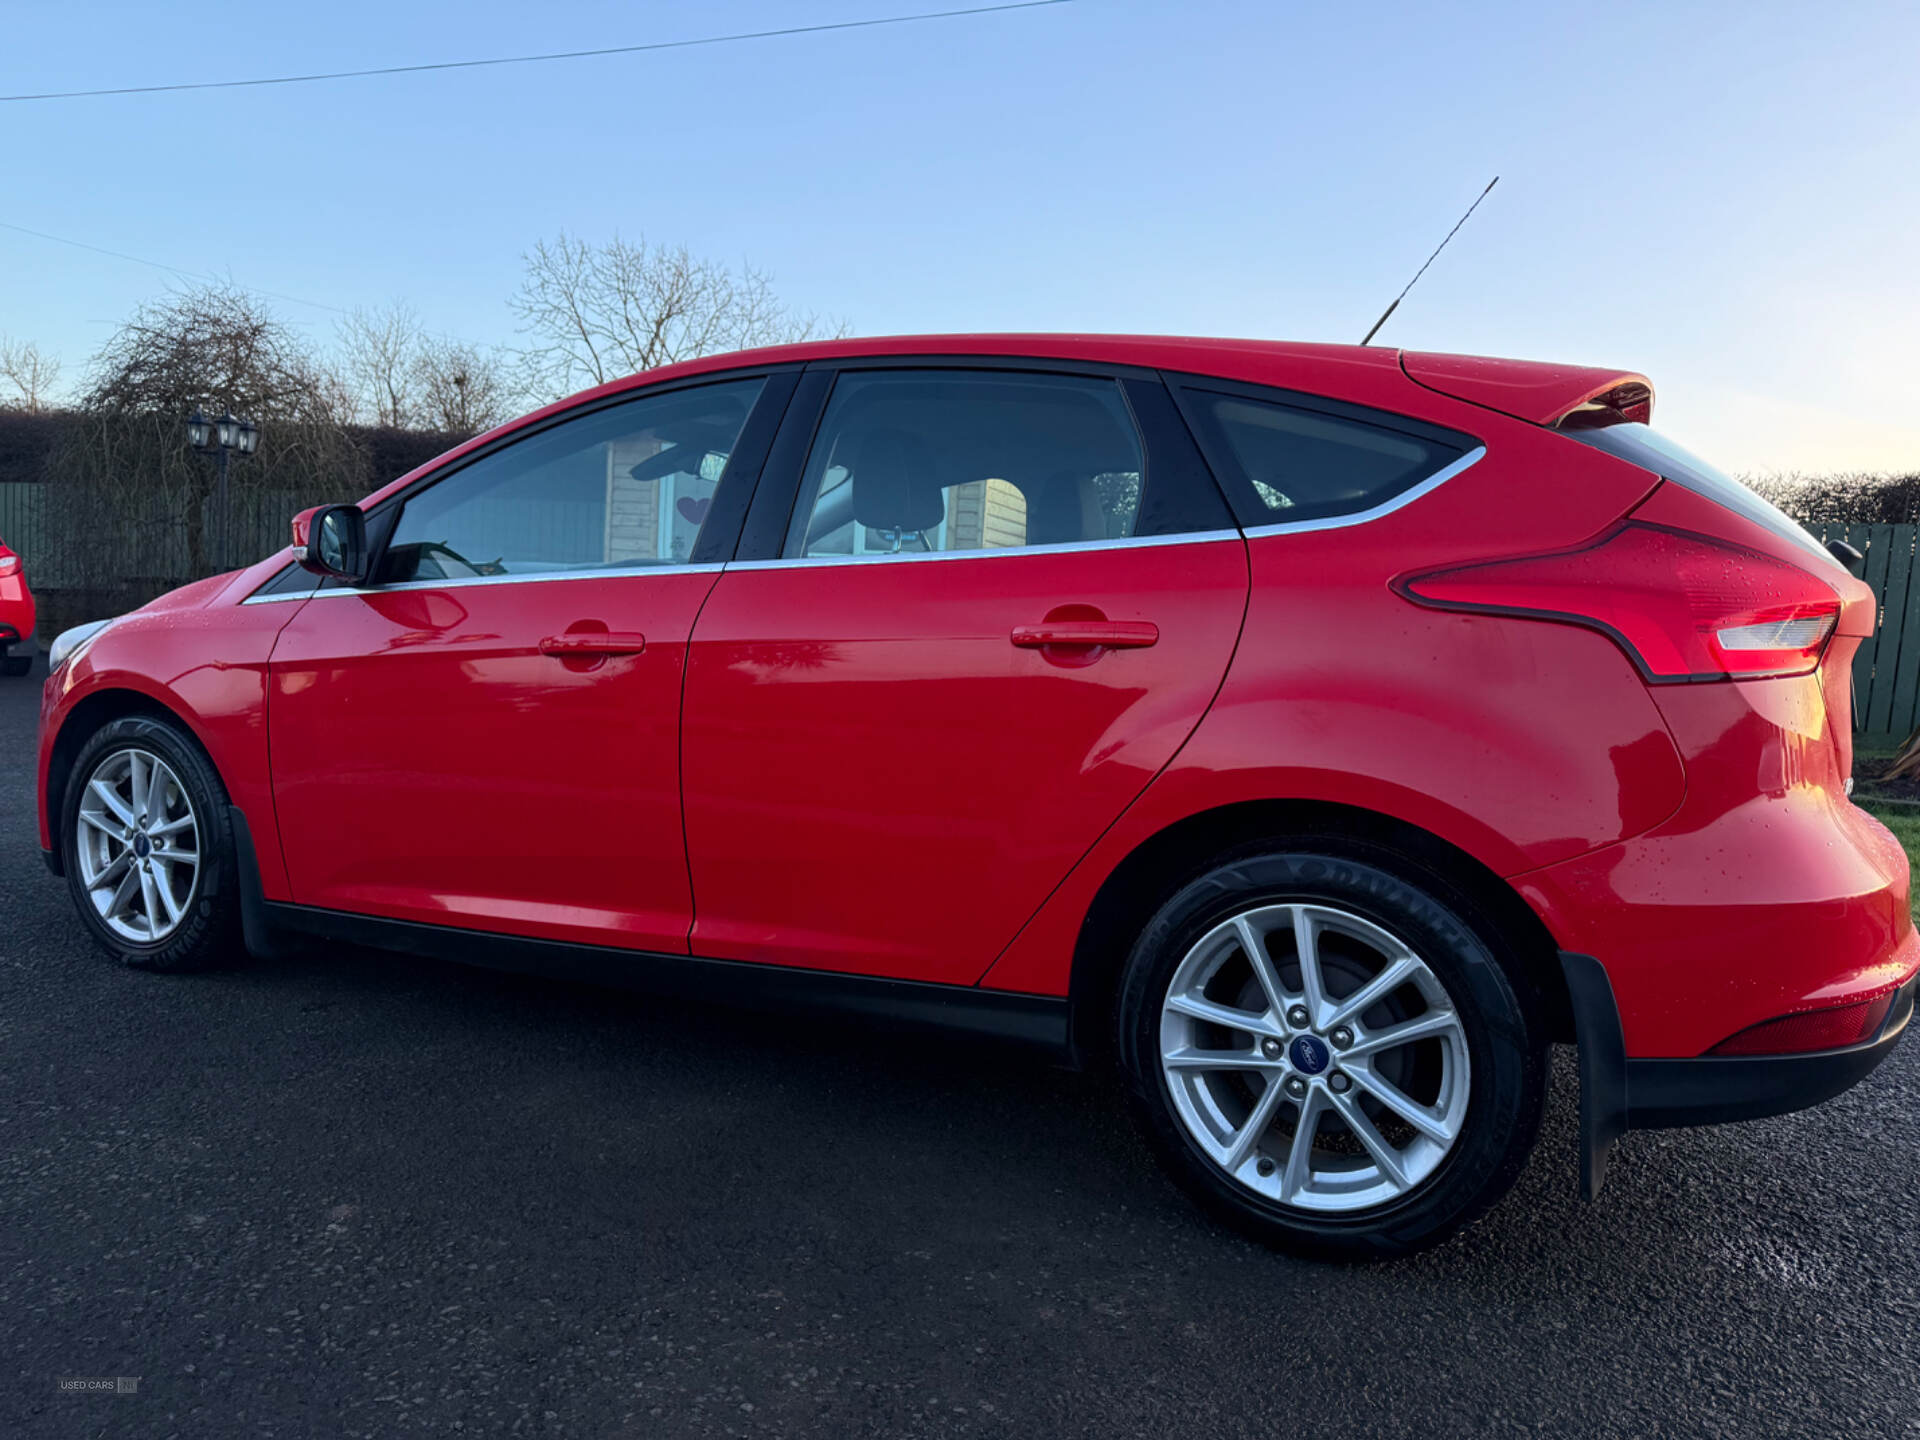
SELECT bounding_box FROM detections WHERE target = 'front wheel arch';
[43,688,207,877]
[58,710,246,969]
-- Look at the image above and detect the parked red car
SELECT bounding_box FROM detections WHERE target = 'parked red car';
[36,336,1916,1256]
[0,536,35,677]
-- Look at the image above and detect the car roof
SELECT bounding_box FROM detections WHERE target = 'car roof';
[361,334,1646,507]
[565,333,1409,400]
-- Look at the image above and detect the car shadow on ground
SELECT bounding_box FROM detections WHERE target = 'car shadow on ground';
[202,930,1865,1286]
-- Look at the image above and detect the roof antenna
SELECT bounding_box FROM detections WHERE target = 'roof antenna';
[1360,175,1499,346]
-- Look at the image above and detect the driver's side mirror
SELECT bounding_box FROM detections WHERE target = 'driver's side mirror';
[293,504,370,584]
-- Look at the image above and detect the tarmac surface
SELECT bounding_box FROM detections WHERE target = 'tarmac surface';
[3,651,1917,1437]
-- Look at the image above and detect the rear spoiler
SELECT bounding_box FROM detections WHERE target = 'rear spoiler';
[1401,351,1653,429]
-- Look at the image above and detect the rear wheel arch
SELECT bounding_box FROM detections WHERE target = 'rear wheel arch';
[1067,798,1570,1067]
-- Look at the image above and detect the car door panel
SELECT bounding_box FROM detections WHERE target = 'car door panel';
[681,542,1248,983]
[679,364,1249,986]
[270,572,715,951]
[267,372,784,953]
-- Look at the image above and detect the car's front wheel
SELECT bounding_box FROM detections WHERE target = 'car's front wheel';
[1116,845,1546,1259]
[62,714,243,971]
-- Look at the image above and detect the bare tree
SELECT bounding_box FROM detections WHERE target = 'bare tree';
[336,302,423,427]
[0,335,64,412]
[69,284,364,577]
[511,231,844,398]
[85,283,346,425]
[411,337,513,434]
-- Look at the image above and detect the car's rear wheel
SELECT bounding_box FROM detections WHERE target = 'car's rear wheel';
[1116,846,1545,1259]
[1,649,30,677]
[62,715,243,971]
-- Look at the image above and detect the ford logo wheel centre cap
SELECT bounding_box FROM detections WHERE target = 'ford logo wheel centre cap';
[1288,1034,1331,1076]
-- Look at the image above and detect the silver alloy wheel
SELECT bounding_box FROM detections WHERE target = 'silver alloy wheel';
[1158,902,1471,1213]
[74,748,201,944]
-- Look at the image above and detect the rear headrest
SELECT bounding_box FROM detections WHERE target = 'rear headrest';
[1027,470,1108,545]
[851,428,945,534]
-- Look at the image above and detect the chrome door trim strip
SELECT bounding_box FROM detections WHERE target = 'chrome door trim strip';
[1239,446,1487,538]
[240,562,729,604]
[239,447,1481,603]
[726,529,1245,572]
[239,590,318,605]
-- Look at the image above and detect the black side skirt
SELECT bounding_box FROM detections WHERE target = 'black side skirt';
[228,810,1069,1058]
[1560,951,1915,1200]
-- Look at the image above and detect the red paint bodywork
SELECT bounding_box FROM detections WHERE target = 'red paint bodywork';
[1401,350,1653,425]
[267,573,719,952]
[39,568,300,896]
[0,536,35,651]
[680,538,1249,985]
[34,335,1917,1060]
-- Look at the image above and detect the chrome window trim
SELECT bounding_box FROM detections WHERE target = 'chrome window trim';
[240,562,728,603]
[238,447,1479,599]
[735,528,1244,572]
[240,589,318,605]
[1238,446,1487,538]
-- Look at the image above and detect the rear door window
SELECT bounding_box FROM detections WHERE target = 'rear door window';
[1174,382,1480,530]
[783,370,1149,559]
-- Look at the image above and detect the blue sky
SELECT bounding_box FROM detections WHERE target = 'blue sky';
[4,0,1917,473]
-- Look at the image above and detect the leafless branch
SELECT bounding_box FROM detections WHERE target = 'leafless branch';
[411,337,514,434]
[0,335,65,413]
[337,302,424,427]
[510,231,847,400]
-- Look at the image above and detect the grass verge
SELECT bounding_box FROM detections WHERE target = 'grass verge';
[1854,800,1920,921]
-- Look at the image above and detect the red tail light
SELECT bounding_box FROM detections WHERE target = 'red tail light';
[1708,990,1896,1055]
[1397,523,1841,682]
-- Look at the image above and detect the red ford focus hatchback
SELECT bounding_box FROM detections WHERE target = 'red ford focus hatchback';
[36,335,1916,1257]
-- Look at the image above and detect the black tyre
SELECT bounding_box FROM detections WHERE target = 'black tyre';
[1116,845,1546,1260]
[60,714,244,972]
[1,651,30,677]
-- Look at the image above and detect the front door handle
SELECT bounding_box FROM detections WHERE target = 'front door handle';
[539,631,647,657]
[1010,621,1159,650]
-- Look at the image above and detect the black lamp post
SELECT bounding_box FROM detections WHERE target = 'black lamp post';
[186,407,260,570]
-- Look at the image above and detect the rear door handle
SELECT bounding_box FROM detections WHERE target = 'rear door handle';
[539,632,647,657]
[1010,621,1159,649]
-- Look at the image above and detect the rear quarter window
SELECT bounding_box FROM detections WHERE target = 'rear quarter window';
[1565,423,1838,569]
[1173,381,1480,530]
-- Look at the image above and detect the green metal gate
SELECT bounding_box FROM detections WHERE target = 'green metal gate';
[1815,523,1920,739]
[0,482,46,561]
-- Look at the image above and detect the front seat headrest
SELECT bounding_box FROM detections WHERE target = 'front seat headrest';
[851,428,945,535]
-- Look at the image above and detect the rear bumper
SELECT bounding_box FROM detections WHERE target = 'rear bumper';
[1518,786,1916,1056]
[1626,996,1911,1127]
[1562,952,1915,1198]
